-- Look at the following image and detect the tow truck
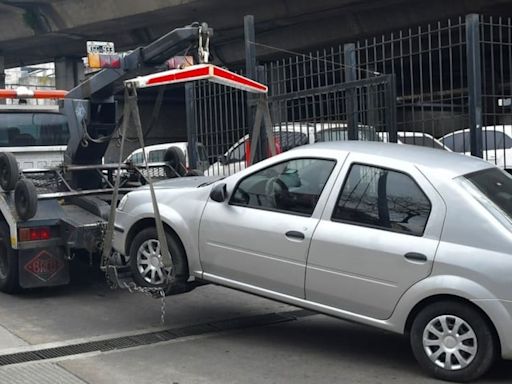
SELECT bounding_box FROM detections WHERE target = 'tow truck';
[0,22,214,293]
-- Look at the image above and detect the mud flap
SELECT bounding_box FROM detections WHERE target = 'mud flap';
[18,247,70,288]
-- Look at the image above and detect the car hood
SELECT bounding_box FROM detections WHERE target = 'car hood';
[139,176,224,190]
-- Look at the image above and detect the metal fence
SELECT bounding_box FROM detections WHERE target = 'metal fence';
[190,13,512,175]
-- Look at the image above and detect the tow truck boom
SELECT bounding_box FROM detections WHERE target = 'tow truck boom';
[63,22,211,189]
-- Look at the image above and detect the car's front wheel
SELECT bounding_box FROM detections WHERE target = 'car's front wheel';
[129,227,189,294]
[410,301,497,382]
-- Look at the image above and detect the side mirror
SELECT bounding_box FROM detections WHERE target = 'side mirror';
[218,155,227,165]
[210,183,227,202]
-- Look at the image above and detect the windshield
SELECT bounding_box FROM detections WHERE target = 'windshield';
[0,112,69,147]
[462,167,512,221]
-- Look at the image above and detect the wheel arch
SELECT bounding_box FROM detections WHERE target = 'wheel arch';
[404,294,501,354]
[124,217,189,275]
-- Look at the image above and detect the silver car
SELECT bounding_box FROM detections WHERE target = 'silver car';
[113,141,512,382]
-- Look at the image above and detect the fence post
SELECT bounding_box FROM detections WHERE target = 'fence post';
[185,83,198,169]
[0,55,5,105]
[244,15,265,163]
[387,75,398,143]
[466,13,483,158]
[344,43,358,140]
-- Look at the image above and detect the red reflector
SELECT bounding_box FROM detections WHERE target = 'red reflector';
[19,227,51,242]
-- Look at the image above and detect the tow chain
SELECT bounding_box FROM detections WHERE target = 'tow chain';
[104,253,168,326]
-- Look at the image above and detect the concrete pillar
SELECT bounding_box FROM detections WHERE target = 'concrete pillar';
[54,57,84,90]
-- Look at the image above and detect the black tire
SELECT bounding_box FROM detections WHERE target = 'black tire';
[15,179,38,221]
[163,147,187,178]
[0,222,19,293]
[185,169,203,177]
[0,152,19,192]
[129,227,189,293]
[410,301,497,382]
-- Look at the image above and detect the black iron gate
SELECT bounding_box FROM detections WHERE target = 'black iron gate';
[188,71,396,176]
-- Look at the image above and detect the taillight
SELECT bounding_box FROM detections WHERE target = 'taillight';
[19,227,51,242]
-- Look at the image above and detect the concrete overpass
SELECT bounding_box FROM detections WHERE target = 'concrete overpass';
[1,0,511,73]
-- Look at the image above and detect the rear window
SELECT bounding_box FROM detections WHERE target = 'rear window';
[0,112,69,147]
[462,167,512,221]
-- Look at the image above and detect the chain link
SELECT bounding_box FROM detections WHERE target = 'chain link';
[103,252,168,326]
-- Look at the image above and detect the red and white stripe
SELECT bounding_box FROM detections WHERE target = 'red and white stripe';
[127,64,268,94]
[0,88,68,99]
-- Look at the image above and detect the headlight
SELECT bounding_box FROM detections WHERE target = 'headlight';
[117,194,129,211]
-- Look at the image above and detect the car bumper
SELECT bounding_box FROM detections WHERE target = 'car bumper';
[473,299,512,359]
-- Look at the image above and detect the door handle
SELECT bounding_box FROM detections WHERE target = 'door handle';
[404,252,427,262]
[285,231,305,240]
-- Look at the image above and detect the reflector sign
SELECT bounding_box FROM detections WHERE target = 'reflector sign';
[24,250,64,282]
[127,64,268,94]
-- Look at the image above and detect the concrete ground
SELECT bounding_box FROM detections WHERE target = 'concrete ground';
[0,271,511,384]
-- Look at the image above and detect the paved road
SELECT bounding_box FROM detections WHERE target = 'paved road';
[0,270,510,384]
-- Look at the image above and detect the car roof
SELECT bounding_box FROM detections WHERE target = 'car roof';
[290,141,493,177]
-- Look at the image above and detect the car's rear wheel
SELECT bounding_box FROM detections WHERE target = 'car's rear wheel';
[0,223,19,293]
[129,227,189,294]
[410,301,497,382]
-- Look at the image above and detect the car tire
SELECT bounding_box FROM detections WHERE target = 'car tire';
[410,301,497,382]
[163,147,187,178]
[185,169,203,177]
[129,227,189,293]
[0,222,19,293]
[0,152,19,192]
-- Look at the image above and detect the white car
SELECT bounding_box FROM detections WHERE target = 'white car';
[378,131,450,150]
[440,126,512,170]
[114,141,512,382]
[206,122,379,176]
[125,141,210,174]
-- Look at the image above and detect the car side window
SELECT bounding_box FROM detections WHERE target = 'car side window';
[332,164,431,236]
[230,158,336,216]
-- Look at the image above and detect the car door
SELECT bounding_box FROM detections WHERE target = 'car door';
[305,154,446,319]
[199,156,341,298]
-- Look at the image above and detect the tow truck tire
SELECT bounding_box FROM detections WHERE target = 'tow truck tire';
[129,227,189,293]
[163,147,187,178]
[15,179,38,221]
[0,152,19,192]
[0,223,19,293]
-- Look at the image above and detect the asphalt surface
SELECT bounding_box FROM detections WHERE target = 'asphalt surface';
[0,269,511,384]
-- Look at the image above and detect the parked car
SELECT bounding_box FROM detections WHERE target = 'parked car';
[440,126,512,170]
[125,142,210,174]
[207,122,379,176]
[114,141,512,382]
[379,131,451,150]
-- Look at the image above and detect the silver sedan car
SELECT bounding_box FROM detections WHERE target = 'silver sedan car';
[113,141,512,382]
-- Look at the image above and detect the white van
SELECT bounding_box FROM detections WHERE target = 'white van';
[0,105,68,170]
[125,142,209,173]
